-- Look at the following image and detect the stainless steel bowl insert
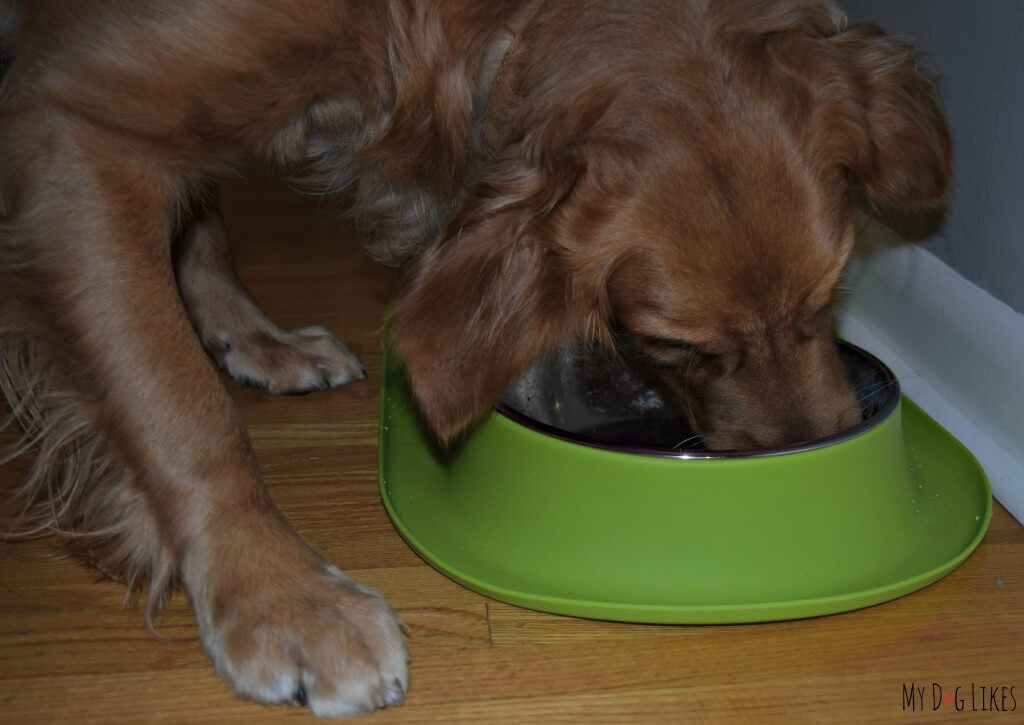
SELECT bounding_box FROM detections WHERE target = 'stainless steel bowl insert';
[497,340,899,459]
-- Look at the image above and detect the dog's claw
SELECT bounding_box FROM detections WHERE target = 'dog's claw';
[294,683,308,707]
[384,676,406,706]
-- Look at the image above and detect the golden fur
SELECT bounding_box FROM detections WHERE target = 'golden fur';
[0,0,950,717]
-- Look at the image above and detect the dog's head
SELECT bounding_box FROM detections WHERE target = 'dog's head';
[389,1,951,449]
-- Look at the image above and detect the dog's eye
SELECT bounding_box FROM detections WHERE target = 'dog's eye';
[641,336,700,360]
[651,338,695,352]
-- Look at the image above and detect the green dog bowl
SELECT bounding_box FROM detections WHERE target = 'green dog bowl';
[378,340,991,623]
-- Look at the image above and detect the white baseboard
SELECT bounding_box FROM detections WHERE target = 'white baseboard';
[835,216,1024,525]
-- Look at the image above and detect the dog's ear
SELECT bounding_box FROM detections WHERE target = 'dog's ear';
[388,143,607,441]
[818,24,953,208]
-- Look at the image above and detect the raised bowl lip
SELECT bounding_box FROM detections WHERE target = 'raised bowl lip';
[494,339,900,460]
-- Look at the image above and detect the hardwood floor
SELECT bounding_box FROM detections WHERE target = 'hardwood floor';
[1,177,1021,723]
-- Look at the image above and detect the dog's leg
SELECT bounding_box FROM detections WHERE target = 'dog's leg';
[3,133,407,716]
[175,187,365,395]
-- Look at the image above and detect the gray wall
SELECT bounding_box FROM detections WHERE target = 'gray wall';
[841,0,1024,314]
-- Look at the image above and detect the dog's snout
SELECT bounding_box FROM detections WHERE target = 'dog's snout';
[780,412,818,446]
[697,371,863,451]
[743,413,818,450]
[716,406,854,451]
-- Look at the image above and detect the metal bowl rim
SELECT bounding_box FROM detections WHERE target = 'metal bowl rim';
[494,340,900,460]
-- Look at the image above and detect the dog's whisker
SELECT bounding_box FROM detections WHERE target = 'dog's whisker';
[682,350,701,436]
[672,433,705,450]
[853,378,898,401]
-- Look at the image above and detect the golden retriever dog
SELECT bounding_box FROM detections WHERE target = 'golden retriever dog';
[0,0,949,717]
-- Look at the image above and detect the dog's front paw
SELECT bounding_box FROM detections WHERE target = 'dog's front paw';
[210,325,366,395]
[197,561,408,718]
